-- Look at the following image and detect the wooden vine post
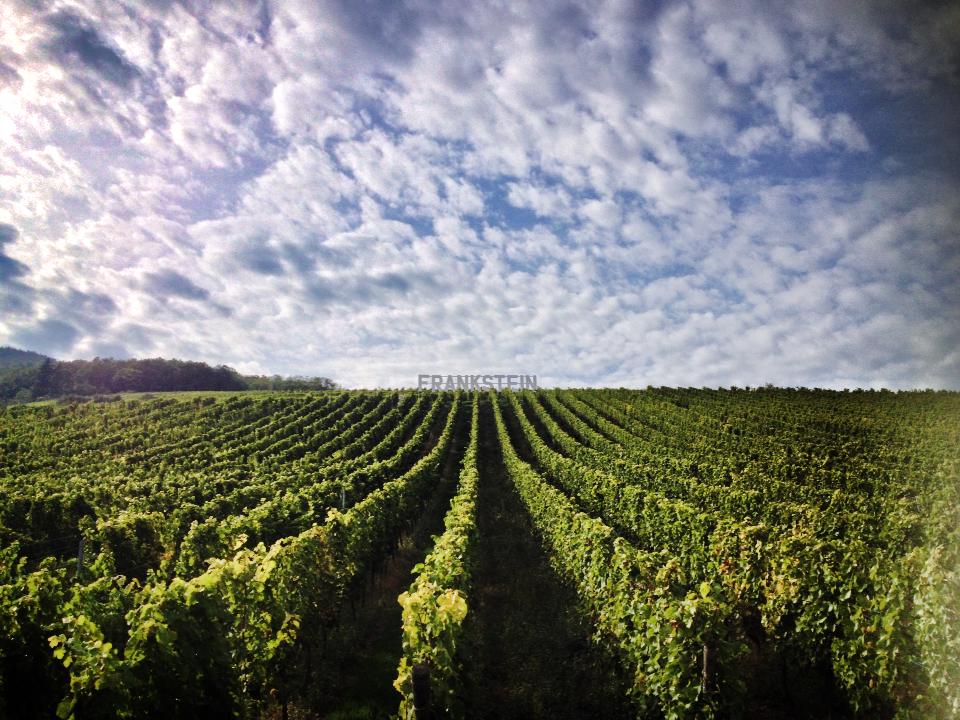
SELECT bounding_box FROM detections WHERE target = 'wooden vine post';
[76,537,85,579]
[702,642,712,693]
[412,662,431,719]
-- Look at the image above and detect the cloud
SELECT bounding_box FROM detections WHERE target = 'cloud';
[0,224,29,281]
[64,288,118,319]
[0,0,957,388]
[143,269,210,301]
[0,254,26,281]
[321,0,423,62]
[702,16,787,85]
[0,223,35,317]
[44,11,141,87]
[506,181,574,220]
[11,318,80,356]
[0,58,20,88]
[88,340,131,359]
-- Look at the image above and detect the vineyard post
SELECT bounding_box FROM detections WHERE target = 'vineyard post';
[76,536,85,579]
[702,642,712,693]
[412,662,430,719]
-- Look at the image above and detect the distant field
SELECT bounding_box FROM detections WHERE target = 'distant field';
[1,388,958,719]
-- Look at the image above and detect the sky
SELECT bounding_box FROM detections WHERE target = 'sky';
[1,0,959,389]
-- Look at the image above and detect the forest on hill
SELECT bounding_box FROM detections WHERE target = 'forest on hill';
[0,347,336,403]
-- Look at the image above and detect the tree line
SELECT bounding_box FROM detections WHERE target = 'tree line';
[0,348,336,403]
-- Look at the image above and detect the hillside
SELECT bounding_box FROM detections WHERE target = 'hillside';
[0,348,336,403]
[0,346,48,371]
[0,388,956,718]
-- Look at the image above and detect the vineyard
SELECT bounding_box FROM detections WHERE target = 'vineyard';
[1,388,958,719]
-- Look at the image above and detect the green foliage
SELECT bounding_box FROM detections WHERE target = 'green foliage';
[30,392,462,718]
[396,393,479,718]
[0,545,70,719]
[912,471,960,719]
[518,388,958,717]
[0,387,957,718]
[0,349,337,402]
[92,511,166,581]
[491,393,746,718]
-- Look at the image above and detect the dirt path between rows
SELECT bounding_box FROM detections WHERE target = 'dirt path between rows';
[307,399,468,719]
[460,394,631,720]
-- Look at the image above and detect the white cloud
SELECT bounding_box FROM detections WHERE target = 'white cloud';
[506,181,573,219]
[701,17,787,85]
[0,0,957,388]
[644,4,736,139]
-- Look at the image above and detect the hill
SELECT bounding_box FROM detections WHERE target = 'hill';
[0,346,49,371]
[0,347,337,403]
[0,389,956,718]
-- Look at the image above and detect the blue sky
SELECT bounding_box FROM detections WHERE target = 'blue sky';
[1,0,958,388]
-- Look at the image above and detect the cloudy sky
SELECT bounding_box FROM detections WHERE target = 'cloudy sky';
[1,0,959,388]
